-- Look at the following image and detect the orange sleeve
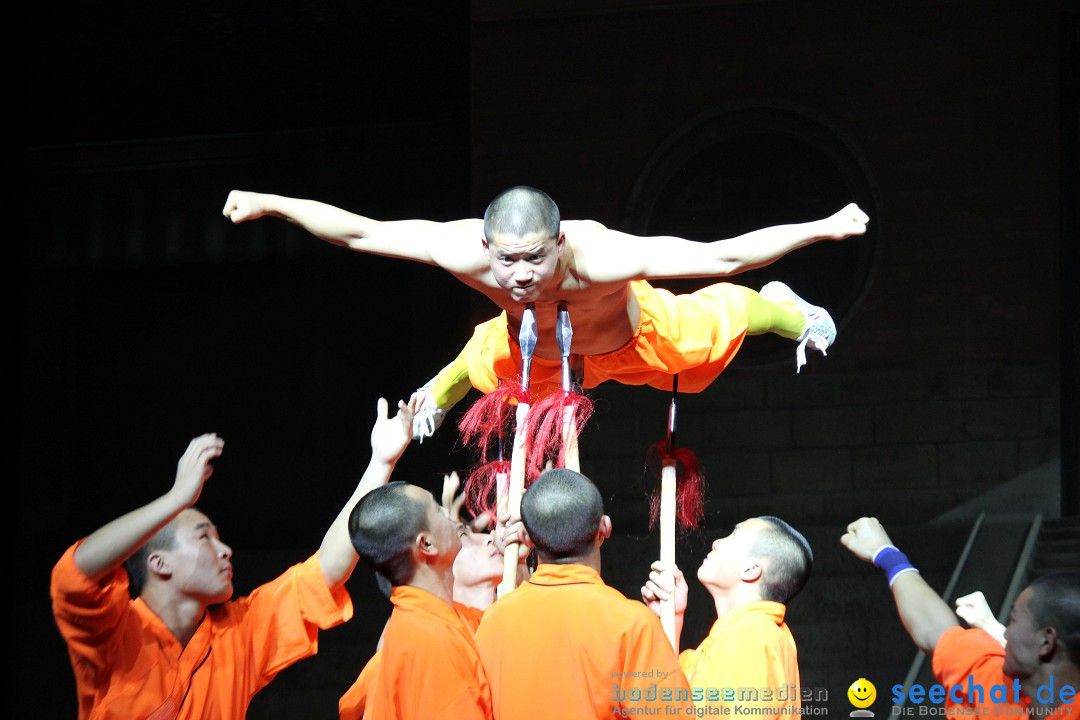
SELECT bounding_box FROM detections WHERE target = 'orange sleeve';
[50,541,131,686]
[930,626,1023,713]
[230,553,354,693]
[339,652,381,720]
[618,611,695,712]
[932,626,1008,689]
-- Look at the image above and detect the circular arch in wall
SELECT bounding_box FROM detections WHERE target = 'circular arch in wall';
[623,102,882,368]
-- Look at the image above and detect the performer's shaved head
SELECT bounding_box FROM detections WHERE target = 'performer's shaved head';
[752,516,814,604]
[124,517,182,597]
[521,468,604,561]
[1026,572,1080,665]
[484,186,561,242]
[349,482,428,586]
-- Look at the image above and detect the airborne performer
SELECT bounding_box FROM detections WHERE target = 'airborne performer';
[223,186,869,436]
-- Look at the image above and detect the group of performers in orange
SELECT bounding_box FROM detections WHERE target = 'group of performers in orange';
[50,188,1079,719]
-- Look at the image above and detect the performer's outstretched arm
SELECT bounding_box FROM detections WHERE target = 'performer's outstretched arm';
[596,203,869,281]
[841,516,959,655]
[223,191,486,275]
[319,395,421,590]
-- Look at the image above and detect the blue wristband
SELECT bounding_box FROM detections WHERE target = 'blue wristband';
[873,545,919,587]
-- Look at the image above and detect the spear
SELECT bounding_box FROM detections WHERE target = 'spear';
[556,303,580,472]
[659,375,679,648]
[498,304,537,597]
[494,426,509,532]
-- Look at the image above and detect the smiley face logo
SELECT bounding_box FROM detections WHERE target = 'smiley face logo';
[847,678,876,709]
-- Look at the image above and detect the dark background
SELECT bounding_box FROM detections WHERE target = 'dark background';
[21,1,1076,717]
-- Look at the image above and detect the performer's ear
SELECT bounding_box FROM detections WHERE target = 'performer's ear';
[416,532,439,558]
[556,232,566,255]
[148,551,170,579]
[740,561,763,584]
[1039,626,1057,661]
[597,515,612,544]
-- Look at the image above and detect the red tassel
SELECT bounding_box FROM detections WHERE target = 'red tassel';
[458,383,529,458]
[646,442,706,531]
[525,391,594,480]
[463,460,511,526]
[459,384,530,524]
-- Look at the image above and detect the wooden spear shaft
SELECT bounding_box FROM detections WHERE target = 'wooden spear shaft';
[659,375,679,649]
[499,304,537,598]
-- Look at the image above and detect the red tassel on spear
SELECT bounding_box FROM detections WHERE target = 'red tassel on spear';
[648,374,705,649]
[460,431,511,526]
[647,375,706,531]
[460,383,524,522]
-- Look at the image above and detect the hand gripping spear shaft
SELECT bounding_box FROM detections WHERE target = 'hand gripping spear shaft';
[498,304,538,597]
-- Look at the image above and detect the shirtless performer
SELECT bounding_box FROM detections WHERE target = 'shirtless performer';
[223,187,868,435]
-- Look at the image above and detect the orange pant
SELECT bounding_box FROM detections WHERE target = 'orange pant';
[466,280,749,398]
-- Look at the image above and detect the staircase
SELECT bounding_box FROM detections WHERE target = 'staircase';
[1029,515,1080,579]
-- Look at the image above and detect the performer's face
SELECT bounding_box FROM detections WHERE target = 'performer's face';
[452,525,503,587]
[1002,586,1045,679]
[414,487,463,564]
[157,508,234,604]
[483,231,565,303]
[696,518,766,591]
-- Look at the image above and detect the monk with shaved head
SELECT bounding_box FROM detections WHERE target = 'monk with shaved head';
[51,396,419,720]
[642,515,813,717]
[473,468,695,718]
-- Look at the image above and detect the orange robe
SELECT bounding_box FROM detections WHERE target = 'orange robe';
[678,600,801,716]
[338,652,381,720]
[338,603,486,720]
[932,626,1027,714]
[1056,696,1080,719]
[474,563,695,718]
[467,280,750,398]
[362,586,491,720]
[51,541,353,720]
[339,600,485,720]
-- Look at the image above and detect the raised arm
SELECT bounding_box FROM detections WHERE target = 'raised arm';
[955,590,1007,646]
[73,434,224,582]
[593,203,868,281]
[318,394,421,590]
[841,516,958,655]
[222,190,486,274]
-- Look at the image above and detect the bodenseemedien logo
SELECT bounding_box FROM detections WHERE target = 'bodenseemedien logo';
[849,679,877,717]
